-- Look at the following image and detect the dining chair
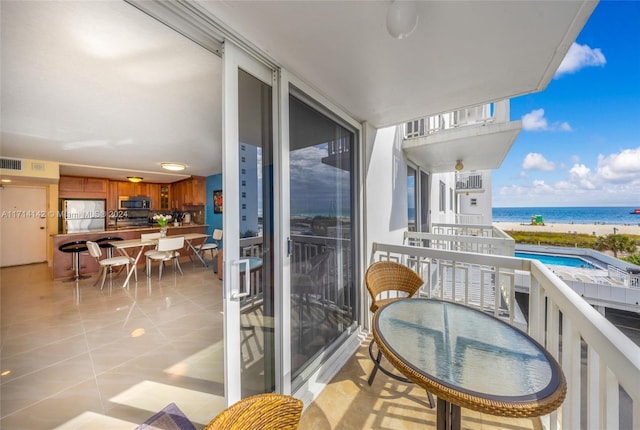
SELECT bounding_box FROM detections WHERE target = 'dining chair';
[86,240,136,290]
[141,232,162,276]
[204,393,303,430]
[145,236,185,280]
[195,229,223,262]
[364,260,434,407]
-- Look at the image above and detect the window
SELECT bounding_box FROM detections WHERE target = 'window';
[241,156,246,162]
[407,166,417,231]
[241,180,246,187]
[241,191,246,198]
[439,181,445,212]
[242,203,246,210]
[241,168,246,174]
[449,188,453,211]
[471,198,477,206]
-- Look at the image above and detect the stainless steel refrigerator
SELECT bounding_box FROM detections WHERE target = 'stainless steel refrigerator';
[60,199,106,233]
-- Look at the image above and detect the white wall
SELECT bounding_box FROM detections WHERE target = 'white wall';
[429,171,457,225]
[458,169,493,224]
[364,123,407,262]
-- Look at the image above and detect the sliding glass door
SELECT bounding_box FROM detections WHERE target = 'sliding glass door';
[222,41,275,404]
[288,91,358,386]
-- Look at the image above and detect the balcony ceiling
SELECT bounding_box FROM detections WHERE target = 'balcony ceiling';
[0,1,595,181]
[402,121,522,173]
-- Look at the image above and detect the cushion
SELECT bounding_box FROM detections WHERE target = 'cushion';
[135,403,196,430]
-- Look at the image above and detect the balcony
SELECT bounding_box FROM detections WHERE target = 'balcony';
[402,100,521,173]
[455,171,484,194]
[357,241,640,429]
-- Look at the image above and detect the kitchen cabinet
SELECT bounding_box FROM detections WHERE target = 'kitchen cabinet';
[107,181,119,210]
[148,183,160,209]
[117,181,149,197]
[160,185,171,210]
[147,184,170,210]
[172,176,205,209]
[59,176,108,199]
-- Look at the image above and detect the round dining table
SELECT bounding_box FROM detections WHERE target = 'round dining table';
[372,298,566,430]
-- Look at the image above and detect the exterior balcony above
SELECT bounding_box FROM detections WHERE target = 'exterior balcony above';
[402,100,521,173]
[456,171,485,194]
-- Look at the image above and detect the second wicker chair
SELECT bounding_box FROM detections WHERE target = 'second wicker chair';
[205,393,303,430]
[365,260,434,408]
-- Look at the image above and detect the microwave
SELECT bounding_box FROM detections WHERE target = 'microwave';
[119,196,151,210]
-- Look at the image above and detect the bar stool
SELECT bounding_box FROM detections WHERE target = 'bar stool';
[58,240,89,282]
[96,236,123,259]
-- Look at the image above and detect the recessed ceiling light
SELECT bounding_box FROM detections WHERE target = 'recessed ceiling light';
[1,179,11,183]
[127,176,143,183]
[161,163,186,171]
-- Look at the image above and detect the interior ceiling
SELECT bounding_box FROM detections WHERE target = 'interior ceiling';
[0,1,595,182]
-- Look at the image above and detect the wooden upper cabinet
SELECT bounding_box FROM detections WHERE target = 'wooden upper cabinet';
[191,176,206,206]
[148,183,160,209]
[117,181,134,197]
[84,178,108,193]
[59,176,85,192]
[59,176,108,199]
[107,181,119,210]
[172,176,206,209]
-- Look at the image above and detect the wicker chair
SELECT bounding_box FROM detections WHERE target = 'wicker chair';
[205,393,303,430]
[365,260,434,407]
[365,260,423,313]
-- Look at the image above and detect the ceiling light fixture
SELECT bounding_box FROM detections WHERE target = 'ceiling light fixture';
[1,179,11,183]
[386,0,419,40]
[127,176,143,183]
[161,162,186,171]
[455,160,464,171]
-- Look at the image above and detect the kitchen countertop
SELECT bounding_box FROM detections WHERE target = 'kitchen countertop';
[52,224,208,237]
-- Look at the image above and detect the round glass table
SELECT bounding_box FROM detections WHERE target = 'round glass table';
[372,298,566,430]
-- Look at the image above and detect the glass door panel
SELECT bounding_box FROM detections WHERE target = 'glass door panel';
[288,93,357,386]
[222,41,275,405]
[237,69,275,396]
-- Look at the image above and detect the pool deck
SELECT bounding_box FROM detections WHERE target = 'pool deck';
[515,245,640,312]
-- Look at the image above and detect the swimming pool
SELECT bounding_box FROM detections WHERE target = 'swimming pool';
[515,252,597,269]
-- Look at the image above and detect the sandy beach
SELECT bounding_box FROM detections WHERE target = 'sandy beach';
[493,221,640,236]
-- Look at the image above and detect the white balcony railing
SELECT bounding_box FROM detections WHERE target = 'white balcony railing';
[404,100,510,139]
[404,229,515,257]
[370,242,640,430]
[455,171,484,192]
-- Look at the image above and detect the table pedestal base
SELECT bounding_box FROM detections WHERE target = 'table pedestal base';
[62,252,90,282]
[437,398,461,430]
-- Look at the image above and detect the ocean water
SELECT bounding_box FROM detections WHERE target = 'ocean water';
[493,207,640,225]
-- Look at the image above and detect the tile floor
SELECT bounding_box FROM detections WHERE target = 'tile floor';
[1,261,539,429]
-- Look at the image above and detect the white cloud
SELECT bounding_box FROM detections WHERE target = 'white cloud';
[522,109,572,132]
[596,147,640,183]
[555,42,606,78]
[522,153,555,171]
[568,164,596,189]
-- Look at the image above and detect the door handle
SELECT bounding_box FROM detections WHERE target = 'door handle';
[229,259,251,299]
[40,227,45,230]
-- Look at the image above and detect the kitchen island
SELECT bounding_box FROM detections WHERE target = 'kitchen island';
[52,224,208,280]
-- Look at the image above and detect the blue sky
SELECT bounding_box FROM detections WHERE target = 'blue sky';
[492,1,640,208]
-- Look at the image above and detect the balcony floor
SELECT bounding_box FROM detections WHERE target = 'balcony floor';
[299,340,541,430]
[1,261,540,429]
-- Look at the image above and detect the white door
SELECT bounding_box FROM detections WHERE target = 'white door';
[222,40,277,405]
[0,186,48,267]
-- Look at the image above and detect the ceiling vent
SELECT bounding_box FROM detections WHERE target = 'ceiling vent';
[0,157,23,171]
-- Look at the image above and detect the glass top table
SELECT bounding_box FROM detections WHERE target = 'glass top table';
[372,298,566,430]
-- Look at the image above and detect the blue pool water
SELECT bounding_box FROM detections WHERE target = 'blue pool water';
[515,252,597,269]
